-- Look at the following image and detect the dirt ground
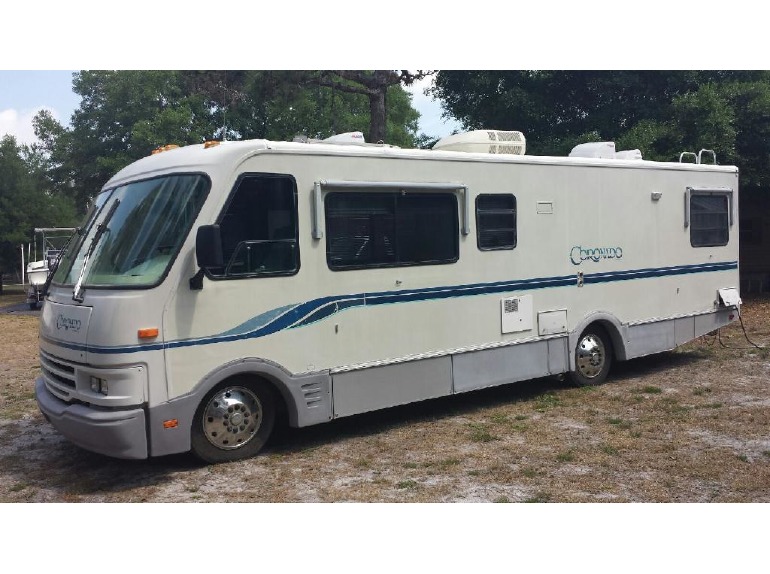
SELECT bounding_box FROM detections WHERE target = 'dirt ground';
[1,289,769,503]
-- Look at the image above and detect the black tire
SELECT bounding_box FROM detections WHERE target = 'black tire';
[29,302,38,311]
[568,326,613,387]
[190,379,276,464]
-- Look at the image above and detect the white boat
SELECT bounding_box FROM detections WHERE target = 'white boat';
[26,228,77,309]
[27,259,49,287]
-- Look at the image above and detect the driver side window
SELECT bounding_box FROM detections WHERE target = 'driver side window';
[211,174,300,278]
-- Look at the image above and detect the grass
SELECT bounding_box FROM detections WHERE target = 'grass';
[535,392,561,412]
[556,450,575,463]
[396,479,418,490]
[468,423,499,443]
[607,417,632,429]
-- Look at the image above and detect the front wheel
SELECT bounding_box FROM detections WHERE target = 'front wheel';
[568,326,613,387]
[190,379,276,464]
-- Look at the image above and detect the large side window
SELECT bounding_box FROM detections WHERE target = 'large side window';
[476,193,517,250]
[211,174,299,278]
[326,192,458,270]
[690,191,730,247]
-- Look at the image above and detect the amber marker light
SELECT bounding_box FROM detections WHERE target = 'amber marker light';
[163,419,179,429]
[204,140,221,149]
[151,144,179,155]
[138,327,159,339]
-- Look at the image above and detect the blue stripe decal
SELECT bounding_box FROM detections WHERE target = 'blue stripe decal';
[48,261,737,355]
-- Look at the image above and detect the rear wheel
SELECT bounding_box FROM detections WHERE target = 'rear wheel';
[568,326,612,386]
[190,380,275,463]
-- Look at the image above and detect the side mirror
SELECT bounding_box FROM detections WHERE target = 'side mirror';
[190,225,223,290]
[195,225,224,268]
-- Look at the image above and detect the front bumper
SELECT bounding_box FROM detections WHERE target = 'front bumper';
[35,377,148,459]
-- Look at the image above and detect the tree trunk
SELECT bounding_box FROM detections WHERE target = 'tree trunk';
[369,88,387,143]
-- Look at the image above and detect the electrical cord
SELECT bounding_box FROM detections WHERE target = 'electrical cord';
[714,308,765,350]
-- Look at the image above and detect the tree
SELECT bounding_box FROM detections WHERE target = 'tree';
[181,70,423,145]
[0,135,77,275]
[308,71,430,143]
[36,71,217,211]
[431,71,770,160]
[35,71,423,212]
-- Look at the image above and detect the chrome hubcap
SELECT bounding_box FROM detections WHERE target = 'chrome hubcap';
[202,387,262,450]
[576,334,606,379]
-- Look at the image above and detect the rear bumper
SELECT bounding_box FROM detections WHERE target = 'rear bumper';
[35,377,148,459]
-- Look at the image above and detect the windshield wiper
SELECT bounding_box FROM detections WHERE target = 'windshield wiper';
[73,199,121,303]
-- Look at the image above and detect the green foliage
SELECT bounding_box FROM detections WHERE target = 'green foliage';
[0,135,77,273]
[556,450,575,463]
[468,423,498,443]
[432,71,770,185]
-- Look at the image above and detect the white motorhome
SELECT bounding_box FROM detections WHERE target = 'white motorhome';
[34,131,741,463]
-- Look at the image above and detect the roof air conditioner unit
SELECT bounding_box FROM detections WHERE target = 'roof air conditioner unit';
[615,149,643,160]
[323,131,366,145]
[569,141,616,159]
[433,130,526,155]
[569,142,644,160]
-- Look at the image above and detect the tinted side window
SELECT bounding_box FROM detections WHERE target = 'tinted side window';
[691,193,729,247]
[326,192,458,270]
[212,174,299,278]
[476,193,517,250]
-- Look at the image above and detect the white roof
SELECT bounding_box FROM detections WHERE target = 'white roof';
[104,137,738,190]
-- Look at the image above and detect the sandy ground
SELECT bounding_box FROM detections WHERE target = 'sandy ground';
[1,293,769,503]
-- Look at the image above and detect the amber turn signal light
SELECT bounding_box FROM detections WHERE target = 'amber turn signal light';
[138,327,159,339]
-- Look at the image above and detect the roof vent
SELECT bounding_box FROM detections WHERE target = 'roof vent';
[433,130,526,155]
[569,141,643,160]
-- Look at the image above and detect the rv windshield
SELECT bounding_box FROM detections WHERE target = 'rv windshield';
[52,174,209,288]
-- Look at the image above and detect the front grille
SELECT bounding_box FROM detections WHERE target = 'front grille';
[40,350,78,400]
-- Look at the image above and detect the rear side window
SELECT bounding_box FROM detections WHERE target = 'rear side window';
[476,193,517,250]
[326,192,458,270]
[690,192,730,247]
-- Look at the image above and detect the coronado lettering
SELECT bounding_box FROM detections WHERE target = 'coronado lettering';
[570,246,623,266]
[56,314,82,333]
